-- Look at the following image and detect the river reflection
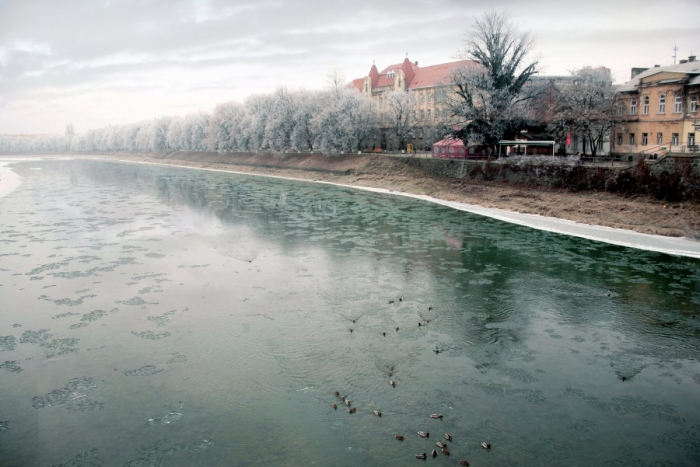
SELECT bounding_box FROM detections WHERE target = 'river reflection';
[1,159,699,466]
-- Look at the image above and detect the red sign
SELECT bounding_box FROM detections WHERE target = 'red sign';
[566,132,571,146]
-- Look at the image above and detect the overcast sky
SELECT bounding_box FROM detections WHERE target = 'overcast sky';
[1,0,699,135]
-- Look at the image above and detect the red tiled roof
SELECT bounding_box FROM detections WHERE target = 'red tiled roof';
[369,64,379,87]
[351,58,480,92]
[408,60,478,89]
[350,78,364,92]
[379,59,418,75]
[375,74,395,88]
[433,136,464,147]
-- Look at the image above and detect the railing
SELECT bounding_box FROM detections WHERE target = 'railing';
[638,144,670,160]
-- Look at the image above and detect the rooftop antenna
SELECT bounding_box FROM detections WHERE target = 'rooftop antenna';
[672,45,678,65]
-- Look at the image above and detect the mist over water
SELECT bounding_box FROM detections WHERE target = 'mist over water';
[1,160,699,466]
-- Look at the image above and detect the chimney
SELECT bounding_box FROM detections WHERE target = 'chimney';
[631,67,649,79]
[689,55,696,62]
[680,59,688,64]
[654,64,660,67]
[415,61,418,66]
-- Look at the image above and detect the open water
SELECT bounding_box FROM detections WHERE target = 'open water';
[1,159,699,466]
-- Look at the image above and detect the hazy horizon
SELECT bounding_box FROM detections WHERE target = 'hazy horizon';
[1,0,699,135]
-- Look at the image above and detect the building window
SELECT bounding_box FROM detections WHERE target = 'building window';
[643,96,649,114]
[618,104,625,115]
[657,132,663,144]
[689,133,696,146]
[387,70,396,78]
[419,93,425,104]
[642,133,648,145]
[420,109,424,120]
[428,93,433,103]
[427,109,431,121]
[617,133,622,145]
[598,139,604,151]
[629,133,635,145]
[691,96,698,112]
[674,94,682,113]
[672,133,679,145]
[572,134,578,148]
[659,95,666,113]
[630,99,637,115]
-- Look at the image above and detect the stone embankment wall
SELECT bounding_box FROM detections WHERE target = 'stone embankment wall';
[403,155,700,201]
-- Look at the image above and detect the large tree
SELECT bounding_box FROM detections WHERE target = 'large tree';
[548,66,617,157]
[450,10,540,150]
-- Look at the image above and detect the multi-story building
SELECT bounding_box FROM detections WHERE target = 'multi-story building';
[350,57,476,150]
[613,57,700,156]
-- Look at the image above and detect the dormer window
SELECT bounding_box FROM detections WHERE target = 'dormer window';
[387,70,396,79]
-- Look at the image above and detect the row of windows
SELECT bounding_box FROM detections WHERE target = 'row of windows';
[620,95,698,116]
[617,132,696,146]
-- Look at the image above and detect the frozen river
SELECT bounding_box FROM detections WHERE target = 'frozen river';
[1,159,699,466]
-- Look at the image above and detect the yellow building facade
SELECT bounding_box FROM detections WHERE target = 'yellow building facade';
[613,58,700,155]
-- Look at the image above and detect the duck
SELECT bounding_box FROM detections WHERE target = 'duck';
[348,407,357,413]
[389,371,393,376]
[417,431,430,438]
[399,297,403,302]
[460,461,470,466]
[428,306,433,311]
[389,300,395,304]
[389,365,394,371]
[395,434,404,441]
[345,399,351,406]
[442,448,450,456]
[481,442,491,450]
[418,322,422,327]
[374,410,382,417]
[395,327,399,332]
[431,449,438,458]
[349,328,353,333]
[444,433,452,441]
[433,347,441,354]
[390,380,396,388]
[436,441,447,449]
[382,331,386,336]
[415,453,427,460]
[333,390,340,397]
[332,403,337,410]
[430,414,443,419]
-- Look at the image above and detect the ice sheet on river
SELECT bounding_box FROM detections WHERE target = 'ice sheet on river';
[138,160,700,259]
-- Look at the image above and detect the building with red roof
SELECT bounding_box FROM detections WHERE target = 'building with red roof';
[351,57,478,151]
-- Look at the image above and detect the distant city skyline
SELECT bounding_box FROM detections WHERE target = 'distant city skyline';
[1,0,698,135]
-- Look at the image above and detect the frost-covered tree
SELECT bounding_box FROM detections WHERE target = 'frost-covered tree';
[313,88,377,154]
[291,90,321,151]
[207,102,247,152]
[548,67,616,157]
[264,87,298,152]
[244,94,275,152]
[381,90,417,151]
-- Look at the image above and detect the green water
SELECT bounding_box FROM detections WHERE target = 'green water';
[1,160,699,466]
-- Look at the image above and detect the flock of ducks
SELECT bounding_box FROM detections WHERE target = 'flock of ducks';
[333,299,492,464]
